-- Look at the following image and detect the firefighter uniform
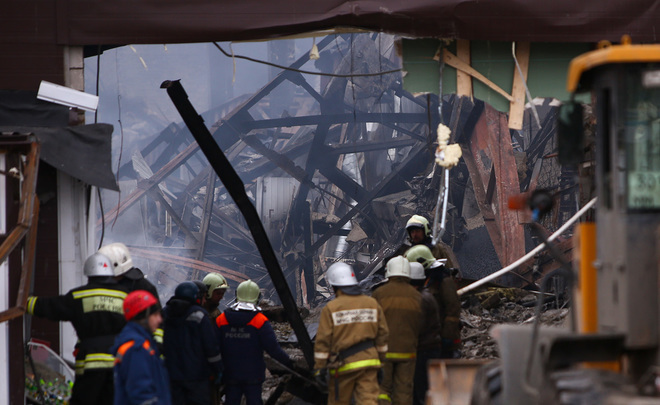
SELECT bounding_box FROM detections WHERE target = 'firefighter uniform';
[413,288,443,405]
[427,270,461,358]
[27,279,129,405]
[372,277,422,405]
[314,290,389,405]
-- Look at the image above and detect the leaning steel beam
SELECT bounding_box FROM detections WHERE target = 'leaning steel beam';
[161,79,316,368]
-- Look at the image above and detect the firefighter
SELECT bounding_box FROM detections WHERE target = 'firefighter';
[405,245,461,358]
[216,279,292,405]
[371,256,422,405]
[314,262,389,405]
[112,290,171,405]
[408,262,443,405]
[26,252,129,405]
[162,281,223,405]
[395,214,458,269]
[202,272,229,320]
[99,242,164,344]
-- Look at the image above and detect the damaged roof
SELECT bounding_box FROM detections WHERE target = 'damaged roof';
[4,0,660,45]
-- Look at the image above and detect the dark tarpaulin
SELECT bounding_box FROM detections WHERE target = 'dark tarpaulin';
[0,91,118,191]
[5,0,659,46]
[0,124,119,191]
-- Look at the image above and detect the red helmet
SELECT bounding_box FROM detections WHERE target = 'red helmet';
[123,290,158,321]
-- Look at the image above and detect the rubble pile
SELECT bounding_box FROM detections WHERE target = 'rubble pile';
[459,287,569,359]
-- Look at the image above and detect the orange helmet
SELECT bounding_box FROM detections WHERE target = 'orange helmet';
[123,290,159,321]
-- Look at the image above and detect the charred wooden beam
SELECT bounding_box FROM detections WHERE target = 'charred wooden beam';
[295,143,427,268]
[245,113,429,130]
[196,172,216,262]
[147,188,199,243]
[162,79,316,368]
[130,247,249,283]
[461,103,525,273]
[327,138,418,155]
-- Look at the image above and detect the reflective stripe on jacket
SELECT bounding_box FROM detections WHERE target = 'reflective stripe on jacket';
[314,291,389,373]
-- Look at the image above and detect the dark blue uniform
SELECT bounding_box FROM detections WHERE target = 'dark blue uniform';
[217,309,292,405]
[112,321,171,405]
[162,297,223,405]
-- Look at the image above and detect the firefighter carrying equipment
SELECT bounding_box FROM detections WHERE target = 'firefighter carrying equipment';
[98,242,134,277]
[84,252,115,278]
[326,262,359,287]
[384,256,411,279]
[123,290,159,321]
[202,273,229,298]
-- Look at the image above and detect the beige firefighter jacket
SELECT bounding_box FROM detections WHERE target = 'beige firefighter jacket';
[314,291,389,374]
[371,277,422,360]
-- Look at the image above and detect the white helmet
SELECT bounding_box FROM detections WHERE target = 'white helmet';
[409,262,426,281]
[83,253,114,277]
[98,242,133,276]
[326,262,358,287]
[385,255,411,278]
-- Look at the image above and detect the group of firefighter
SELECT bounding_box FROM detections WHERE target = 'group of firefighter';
[314,214,461,405]
[26,213,461,405]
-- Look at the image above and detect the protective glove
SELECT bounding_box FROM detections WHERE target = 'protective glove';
[377,367,384,384]
[313,368,329,391]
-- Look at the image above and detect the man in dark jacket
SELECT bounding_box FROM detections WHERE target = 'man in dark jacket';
[27,253,129,405]
[112,290,171,405]
[216,279,292,405]
[405,245,462,359]
[163,281,223,405]
[409,261,443,405]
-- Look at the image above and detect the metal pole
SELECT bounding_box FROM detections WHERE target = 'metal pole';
[161,79,315,367]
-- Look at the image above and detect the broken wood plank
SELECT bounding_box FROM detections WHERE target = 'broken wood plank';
[456,39,473,98]
[442,49,514,102]
[508,42,531,130]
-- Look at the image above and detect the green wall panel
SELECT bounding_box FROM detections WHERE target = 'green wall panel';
[402,39,592,111]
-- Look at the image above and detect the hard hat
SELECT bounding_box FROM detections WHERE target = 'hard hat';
[404,245,436,270]
[236,280,260,304]
[385,255,411,278]
[193,281,208,299]
[83,252,114,278]
[202,273,229,299]
[98,242,133,277]
[409,262,426,281]
[406,215,430,237]
[326,262,358,287]
[175,281,201,305]
[124,290,159,321]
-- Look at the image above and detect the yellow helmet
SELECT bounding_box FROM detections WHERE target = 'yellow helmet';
[236,280,260,304]
[203,273,229,299]
[406,215,430,237]
[404,245,436,269]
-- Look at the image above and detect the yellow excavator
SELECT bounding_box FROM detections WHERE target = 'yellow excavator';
[430,37,660,404]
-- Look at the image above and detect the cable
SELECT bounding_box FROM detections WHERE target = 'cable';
[212,42,401,78]
[457,197,597,295]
